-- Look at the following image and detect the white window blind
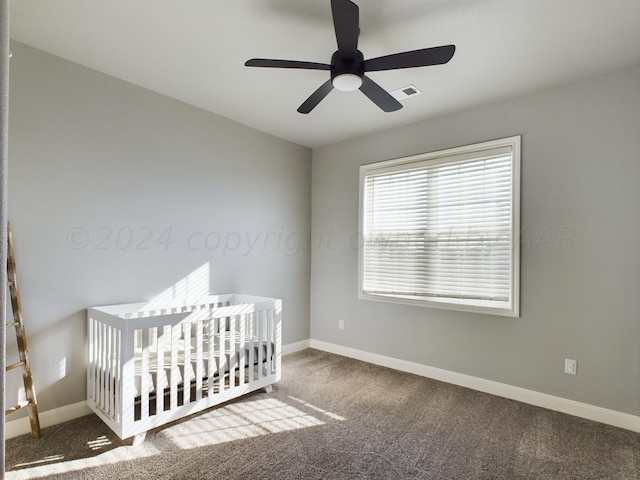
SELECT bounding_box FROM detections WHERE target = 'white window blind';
[360,137,520,316]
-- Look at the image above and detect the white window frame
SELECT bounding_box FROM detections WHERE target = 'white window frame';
[359,136,521,317]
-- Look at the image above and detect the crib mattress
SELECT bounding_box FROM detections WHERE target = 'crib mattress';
[132,340,273,397]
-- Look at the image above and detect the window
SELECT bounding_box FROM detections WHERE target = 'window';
[359,136,520,317]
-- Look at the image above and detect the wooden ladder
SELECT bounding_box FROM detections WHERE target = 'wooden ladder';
[5,222,41,438]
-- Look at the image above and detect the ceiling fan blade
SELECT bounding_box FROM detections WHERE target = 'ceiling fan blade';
[298,80,334,114]
[359,76,402,112]
[364,45,456,72]
[331,0,359,58]
[245,59,331,70]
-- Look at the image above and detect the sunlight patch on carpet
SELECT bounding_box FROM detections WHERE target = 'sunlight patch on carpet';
[88,435,113,451]
[12,455,65,469]
[5,444,162,480]
[288,395,346,421]
[161,397,340,450]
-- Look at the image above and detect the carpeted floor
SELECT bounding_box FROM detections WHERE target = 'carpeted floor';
[5,349,640,479]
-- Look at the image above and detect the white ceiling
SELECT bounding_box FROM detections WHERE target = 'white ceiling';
[9,0,640,149]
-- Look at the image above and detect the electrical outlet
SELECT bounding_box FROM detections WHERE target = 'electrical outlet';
[564,358,577,375]
[338,319,345,330]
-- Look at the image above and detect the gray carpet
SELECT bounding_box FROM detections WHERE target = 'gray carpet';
[5,349,640,479]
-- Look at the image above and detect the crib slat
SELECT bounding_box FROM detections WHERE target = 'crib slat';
[96,322,102,409]
[105,326,111,416]
[170,325,179,410]
[150,327,158,416]
[257,311,264,380]
[206,319,214,396]
[156,326,167,412]
[217,317,226,393]
[267,309,274,376]
[115,328,122,423]
[101,323,108,411]
[195,321,203,401]
[141,329,150,421]
[107,326,114,417]
[238,314,246,387]
[183,323,191,404]
[230,315,237,388]
[94,319,100,405]
[111,325,118,417]
[248,313,255,383]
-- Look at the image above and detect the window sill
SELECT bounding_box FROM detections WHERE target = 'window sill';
[359,291,519,317]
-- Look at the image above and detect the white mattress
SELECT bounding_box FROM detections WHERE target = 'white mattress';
[132,334,271,397]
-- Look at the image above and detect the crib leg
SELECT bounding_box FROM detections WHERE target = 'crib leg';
[264,385,273,394]
[132,432,147,446]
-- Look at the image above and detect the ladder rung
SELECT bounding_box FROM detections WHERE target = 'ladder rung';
[5,401,29,415]
[6,322,19,328]
[6,361,26,372]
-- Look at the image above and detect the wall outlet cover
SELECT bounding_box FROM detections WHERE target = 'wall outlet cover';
[564,358,577,375]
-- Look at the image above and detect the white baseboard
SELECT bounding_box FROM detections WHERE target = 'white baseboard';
[310,339,640,433]
[5,400,92,439]
[282,339,311,356]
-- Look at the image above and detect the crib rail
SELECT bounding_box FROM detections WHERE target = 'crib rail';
[87,294,282,440]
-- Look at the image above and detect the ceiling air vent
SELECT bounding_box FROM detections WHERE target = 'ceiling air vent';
[390,84,422,101]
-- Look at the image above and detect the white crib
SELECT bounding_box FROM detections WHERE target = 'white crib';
[87,294,282,442]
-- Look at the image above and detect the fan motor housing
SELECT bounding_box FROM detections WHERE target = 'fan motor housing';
[330,50,365,81]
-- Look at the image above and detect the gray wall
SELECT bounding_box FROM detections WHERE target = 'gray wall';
[7,42,311,415]
[311,65,640,416]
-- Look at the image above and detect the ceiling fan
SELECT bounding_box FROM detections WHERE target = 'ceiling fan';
[245,0,456,114]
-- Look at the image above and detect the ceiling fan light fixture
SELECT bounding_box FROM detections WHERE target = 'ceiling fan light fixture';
[332,73,362,91]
